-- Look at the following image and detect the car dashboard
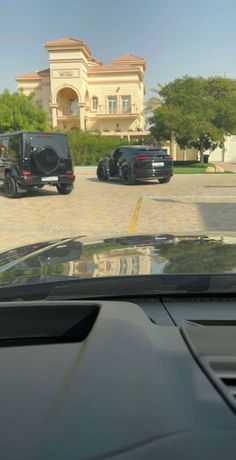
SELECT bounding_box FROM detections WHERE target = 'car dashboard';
[0,295,236,459]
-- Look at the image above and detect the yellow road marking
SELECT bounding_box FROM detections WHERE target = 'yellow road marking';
[128,195,143,234]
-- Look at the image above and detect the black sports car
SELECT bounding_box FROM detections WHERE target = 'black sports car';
[96,145,173,184]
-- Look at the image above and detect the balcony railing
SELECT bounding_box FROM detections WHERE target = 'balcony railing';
[57,111,80,120]
[56,104,80,118]
[96,104,138,116]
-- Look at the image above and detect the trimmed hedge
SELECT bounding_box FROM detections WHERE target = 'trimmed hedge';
[67,129,130,165]
[173,161,199,166]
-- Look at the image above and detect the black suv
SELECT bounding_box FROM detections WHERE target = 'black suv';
[0,132,75,198]
[96,145,173,184]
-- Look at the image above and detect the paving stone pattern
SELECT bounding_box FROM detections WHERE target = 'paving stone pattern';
[0,168,236,252]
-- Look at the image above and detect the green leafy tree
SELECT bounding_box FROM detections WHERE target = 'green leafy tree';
[150,76,236,162]
[0,90,47,133]
[150,104,182,153]
[158,239,236,274]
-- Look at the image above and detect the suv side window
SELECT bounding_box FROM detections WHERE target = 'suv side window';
[9,135,21,162]
[0,138,9,160]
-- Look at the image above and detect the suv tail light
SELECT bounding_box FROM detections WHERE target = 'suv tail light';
[165,155,173,160]
[135,156,151,161]
[66,170,75,181]
[21,171,32,181]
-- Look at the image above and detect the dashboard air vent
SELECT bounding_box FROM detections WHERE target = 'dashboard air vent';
[182,321,236,412]
[209,360,236,404]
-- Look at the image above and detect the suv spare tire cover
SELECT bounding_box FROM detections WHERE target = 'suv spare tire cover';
[32,146,59,174]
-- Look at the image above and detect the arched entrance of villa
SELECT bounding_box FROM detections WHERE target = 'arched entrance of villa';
[56,87,80,130]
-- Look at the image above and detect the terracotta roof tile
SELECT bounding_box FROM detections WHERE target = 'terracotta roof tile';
[37,68,50,75]
[44,37,84,47]
[15,72,42,80]
[89,58,103,65]
[112,54,145,63]
[44,37,92,56]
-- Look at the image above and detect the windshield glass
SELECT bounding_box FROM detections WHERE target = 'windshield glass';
[0,235,236,290]
[0,0,236,294]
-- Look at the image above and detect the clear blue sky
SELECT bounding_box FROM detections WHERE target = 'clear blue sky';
[1,0,236,99]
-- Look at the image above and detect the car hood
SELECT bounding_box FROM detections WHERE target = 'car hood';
[1,233,236,287]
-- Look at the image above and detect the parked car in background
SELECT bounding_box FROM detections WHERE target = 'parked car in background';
[96,145,173,184]
[0,132,75,198]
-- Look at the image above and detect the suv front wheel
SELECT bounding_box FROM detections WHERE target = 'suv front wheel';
[4,174,19,198]
[97,164,108,181]
[56,183,73,195]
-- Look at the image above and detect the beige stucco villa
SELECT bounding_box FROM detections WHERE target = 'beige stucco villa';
[15,37,149,140]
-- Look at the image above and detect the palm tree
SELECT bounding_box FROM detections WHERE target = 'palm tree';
[144,87,162,115]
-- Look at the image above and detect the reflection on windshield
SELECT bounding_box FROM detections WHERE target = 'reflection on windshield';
[73,246,153,277]
[1,235,236,287]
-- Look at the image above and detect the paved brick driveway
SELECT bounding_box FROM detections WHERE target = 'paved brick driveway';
[0,168,236,252]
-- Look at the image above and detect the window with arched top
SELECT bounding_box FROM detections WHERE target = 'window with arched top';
[92,97,98,110]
